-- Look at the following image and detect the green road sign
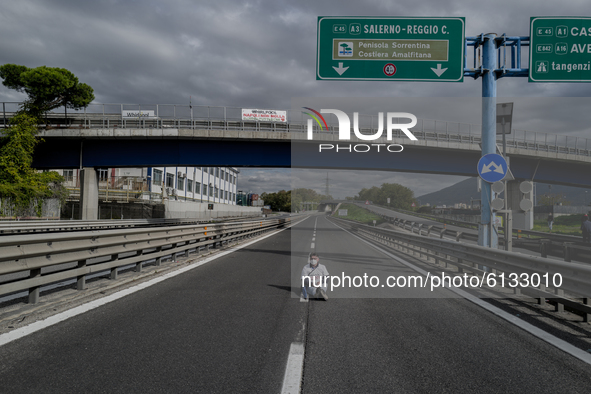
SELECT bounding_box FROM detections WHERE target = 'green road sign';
[529,17,591,82]
[316,16,465,82]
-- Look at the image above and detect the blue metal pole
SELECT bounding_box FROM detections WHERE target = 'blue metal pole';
[479,33,498,248]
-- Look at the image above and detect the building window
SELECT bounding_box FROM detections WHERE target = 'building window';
[215,187,219,198]
[187,179,193,193]
[209,185,213,196]
[215,168,219,177]
[196,182,201,194]
[166,173,174,188]
[196,167,201,171]
[98,169,108,181]
[177,176,184,191]
[209,167,214,175]
[221,170,225,181]
[225,172,229,182]
[224,191,228,200]
[63,169,74,182]
[153,169,163,186]
[203,183,207,196]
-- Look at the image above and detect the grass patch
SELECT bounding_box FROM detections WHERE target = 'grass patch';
[334,204,386,226]
[533,214,587,236]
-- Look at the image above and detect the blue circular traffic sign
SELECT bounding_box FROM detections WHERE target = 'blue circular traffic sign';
[477,153,508,183]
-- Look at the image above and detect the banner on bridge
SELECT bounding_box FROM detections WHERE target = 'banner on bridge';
[242,109,287,122]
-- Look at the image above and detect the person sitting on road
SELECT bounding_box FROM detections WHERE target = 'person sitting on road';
[301,253,329,301]
[581,215,591,243]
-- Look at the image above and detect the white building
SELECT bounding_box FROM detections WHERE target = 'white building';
[58,166,239,205]
[149,166,238,204]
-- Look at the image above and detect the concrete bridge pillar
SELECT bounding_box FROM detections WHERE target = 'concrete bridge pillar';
[80,167,99,220]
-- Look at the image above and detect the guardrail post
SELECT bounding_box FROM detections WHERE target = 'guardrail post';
[427,226,433,237]
[537,284,546,304]
[155,247,163,266]
[540,241,548,258]
[77,259,87,290]
[110,253,119,279]
[555,288,565,312]
[563,243,572,262]
[135,250,144,272]
[440,229,445,239]
[28,268,41,304]
[456,232,462,242]
[514,286,521,295]
[584,298,590,323]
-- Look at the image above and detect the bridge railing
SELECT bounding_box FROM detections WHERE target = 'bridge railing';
[1,102,589,157]
[0,217,291,304]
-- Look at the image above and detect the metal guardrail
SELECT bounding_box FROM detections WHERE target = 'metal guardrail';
[1,102,589,158]
[0,217,292,304]
[383,210,591,262]
[370,205,591,260]
[393,217,479,243]
[0,216,274,235]
[331,216,591,320]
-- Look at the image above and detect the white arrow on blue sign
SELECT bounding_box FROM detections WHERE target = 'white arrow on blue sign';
[477,153,508,183]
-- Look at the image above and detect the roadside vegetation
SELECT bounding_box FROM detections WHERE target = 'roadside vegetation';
[350,183,415,210]
[0,64,94,216]
[334,203,386,226]
[533,214,587,237]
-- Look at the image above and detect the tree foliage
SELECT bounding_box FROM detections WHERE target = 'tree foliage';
[261,190,291,212]
[0,63,92,216]
[538,193,570,206]
[291,188,332,212]
[354,183,414,209]
[0,64,94,116]
[0,113,68,215]
[262,188,334,212]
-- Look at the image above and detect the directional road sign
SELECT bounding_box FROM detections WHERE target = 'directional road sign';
[477,153,508,183]
[316,16,465,82]
[529,17,591,82]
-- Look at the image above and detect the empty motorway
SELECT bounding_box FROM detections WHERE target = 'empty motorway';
[0,215,590,393]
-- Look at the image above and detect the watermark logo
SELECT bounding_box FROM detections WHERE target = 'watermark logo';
[302,108,418,153]
[301,107,328,132]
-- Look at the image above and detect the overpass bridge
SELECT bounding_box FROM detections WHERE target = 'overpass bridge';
[2,102,591,220]
[1,102,590,187]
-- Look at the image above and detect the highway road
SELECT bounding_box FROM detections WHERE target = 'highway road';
[0,215,590,393]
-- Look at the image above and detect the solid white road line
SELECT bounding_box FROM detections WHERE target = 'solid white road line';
[329,220,591,367]
[0,218,308,348]
[281,342,305,394]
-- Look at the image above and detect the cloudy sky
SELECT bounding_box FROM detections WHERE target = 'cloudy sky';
[1,0,590,198]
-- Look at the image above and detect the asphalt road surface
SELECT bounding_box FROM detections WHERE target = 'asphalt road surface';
[0,215,590,393]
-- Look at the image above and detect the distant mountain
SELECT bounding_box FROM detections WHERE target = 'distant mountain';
[418,178,591,207]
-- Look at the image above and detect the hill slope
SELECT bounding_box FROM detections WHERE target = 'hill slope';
[418,178,591,207]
